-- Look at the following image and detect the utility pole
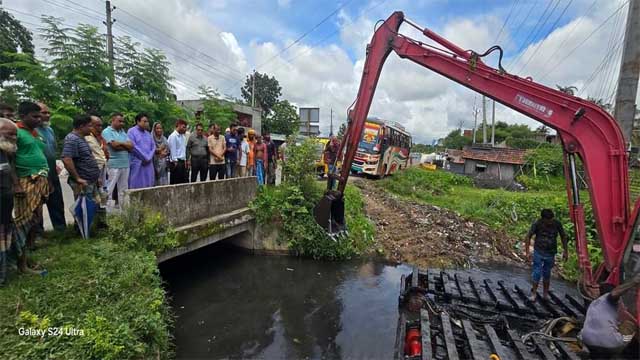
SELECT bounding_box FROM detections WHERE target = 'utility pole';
[472,106,479,144]
[482,96,487,144]
[251,70,256,108]
[104,1,115,87]
[491,100,496,147]
[613,0,640,144]
[330,108,333,136]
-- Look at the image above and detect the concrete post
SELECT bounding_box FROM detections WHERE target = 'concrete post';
[613,0,640,143]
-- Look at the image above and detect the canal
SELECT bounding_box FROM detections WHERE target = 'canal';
[160,240,577,359]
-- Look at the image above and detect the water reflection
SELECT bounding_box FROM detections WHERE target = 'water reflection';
[161,243,574,359]
[161,243,409,359]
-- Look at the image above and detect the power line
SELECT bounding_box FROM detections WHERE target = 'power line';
[115,6,243,77]
[254,0,355,70]
[595,7,627,101]
[7,6,206,95]
[507,0,556,67]
[494,0,520,44]
[46,0,243,87]
[508,1,538,52]
[531,0,599,79]
[539,0,629,81]
[223,0,356,94]
[517,0,574,74]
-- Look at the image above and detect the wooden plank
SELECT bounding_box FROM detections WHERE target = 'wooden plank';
[412,267,419,288]
[514,284,550,317]
[427,269,440,293]
[420,309,433,360]
[399,274,407,304]
[440,312,460,360]
[548,290,582,318]
[394,312,407,360]
[468,276,493,306]
[538,296,565,318]
[441,272,458,301]
[507,329,534,360]
[482,279,503,307]
[555,341,580,360]
[454,273,465,300]
[498,280,525,314]
[532,335,556,360]
[565,294,587,314]
[462,320,486,360]
[484,324,508,360]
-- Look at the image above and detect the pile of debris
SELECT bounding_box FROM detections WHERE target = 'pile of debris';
[355,179,523,268]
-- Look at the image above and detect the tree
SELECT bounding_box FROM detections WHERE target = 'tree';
[41,17,111,111]
[264,100,299,135]
[411,143,435,153]
[240,71,281,116]
[198,86,237,130]
[442,129,471,149]
[0,9,35,83]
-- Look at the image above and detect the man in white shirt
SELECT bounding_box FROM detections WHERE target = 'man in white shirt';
[238,128,249,177]
[167,119,188,184]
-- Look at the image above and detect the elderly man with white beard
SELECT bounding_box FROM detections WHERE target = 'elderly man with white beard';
[0,118,19,286]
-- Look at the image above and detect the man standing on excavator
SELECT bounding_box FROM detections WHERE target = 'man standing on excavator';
[524,209,568,301]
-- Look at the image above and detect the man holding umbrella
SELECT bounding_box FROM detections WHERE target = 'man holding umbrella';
[61,114,100,237]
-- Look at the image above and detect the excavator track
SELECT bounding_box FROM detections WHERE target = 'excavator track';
[395,268,589,360]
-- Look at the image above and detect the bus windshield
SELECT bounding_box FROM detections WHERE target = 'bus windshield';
[358,122,382,153]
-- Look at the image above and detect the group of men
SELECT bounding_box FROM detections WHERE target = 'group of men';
[163,120,280,186]
[0,101,280,286]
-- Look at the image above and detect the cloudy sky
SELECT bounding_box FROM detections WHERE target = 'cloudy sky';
[4,0,636,143]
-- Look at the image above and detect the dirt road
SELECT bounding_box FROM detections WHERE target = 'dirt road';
[354,178,523,268]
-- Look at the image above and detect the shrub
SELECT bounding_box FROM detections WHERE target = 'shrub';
[0,239,172,359]
[282,138,321,201]
[250,183,374,260]
[105,202,178,254]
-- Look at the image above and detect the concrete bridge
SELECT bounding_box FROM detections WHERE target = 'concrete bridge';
[124,177,287,262]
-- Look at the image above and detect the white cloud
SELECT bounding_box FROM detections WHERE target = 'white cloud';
[5,0,637,143]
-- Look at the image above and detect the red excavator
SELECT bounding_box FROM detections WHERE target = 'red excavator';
[314,11,640,325]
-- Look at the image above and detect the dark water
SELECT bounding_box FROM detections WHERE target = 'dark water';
[160,242,576,359]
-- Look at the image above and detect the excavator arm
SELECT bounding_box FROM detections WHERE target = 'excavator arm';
[315,11,640,321]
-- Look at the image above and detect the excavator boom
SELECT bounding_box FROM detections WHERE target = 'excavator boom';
[314,11,640,323]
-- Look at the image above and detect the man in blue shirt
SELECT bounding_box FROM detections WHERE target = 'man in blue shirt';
[225,123,239,178]
[36,102,66,232]
[102,113,132,208]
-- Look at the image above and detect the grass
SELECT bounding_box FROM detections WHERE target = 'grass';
[0,230,172,360]
[378,167,601,280]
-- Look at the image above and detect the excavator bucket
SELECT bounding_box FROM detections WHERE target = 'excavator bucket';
[313,190,346,233]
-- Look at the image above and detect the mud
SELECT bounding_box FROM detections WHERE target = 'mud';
[354,178,524,269]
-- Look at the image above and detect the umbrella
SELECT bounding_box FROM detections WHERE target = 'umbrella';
[70,194,98,239]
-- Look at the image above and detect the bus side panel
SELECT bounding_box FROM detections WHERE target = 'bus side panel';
[380,146,409,175]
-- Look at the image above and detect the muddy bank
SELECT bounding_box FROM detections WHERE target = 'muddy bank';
[354,178,524,269]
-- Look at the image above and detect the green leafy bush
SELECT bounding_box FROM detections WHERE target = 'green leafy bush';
[380,167,473,197]
[250,183,374,260]
[0,239,172,360]
[282,138,322,201]
[524,144,564,177]
[106,203,178,254]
